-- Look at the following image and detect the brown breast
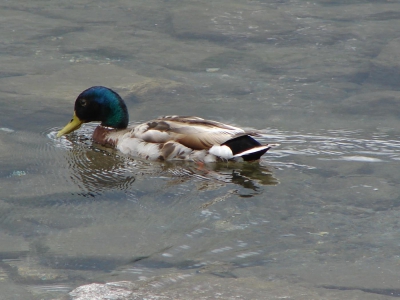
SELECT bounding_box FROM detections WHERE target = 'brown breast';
[92,126,118,147]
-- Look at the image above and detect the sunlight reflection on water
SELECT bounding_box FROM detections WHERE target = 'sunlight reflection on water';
[259,128,400,165]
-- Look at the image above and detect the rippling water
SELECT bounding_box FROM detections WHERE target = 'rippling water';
[2,110,400,299]
[1,0,400,299]
[260,129,400,165]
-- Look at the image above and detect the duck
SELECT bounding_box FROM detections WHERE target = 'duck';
[57,86,276,163]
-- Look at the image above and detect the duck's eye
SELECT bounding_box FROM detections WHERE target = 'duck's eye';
[80,99,87,107]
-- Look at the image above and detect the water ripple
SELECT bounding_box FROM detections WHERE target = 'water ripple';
[43,125,399,192]
[260,128,400,165]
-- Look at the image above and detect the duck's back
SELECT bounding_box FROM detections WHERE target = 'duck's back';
[94,116,272,162]
[130,116,246,150]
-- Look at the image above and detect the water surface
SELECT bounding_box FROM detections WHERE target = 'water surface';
[1,1,400,299]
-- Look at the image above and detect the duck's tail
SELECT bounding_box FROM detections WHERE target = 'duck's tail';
[209,134,278,161]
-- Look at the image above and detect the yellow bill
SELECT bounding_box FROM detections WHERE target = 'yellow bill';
[57,112,84,137]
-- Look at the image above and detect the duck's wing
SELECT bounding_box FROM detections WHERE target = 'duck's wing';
[129,116,248,150]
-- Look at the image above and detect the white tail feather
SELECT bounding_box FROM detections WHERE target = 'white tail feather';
[233,145,272,158]
[209,145,233,159]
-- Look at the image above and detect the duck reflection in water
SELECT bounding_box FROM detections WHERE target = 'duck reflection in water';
[63,131,278,197]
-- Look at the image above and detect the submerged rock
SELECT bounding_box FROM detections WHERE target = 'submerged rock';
[69,281,136,300]
[333,90,400,117]
[171,3,297,42]
[369,38,400,87]
[67,272,392,300]
[121,78,190,102]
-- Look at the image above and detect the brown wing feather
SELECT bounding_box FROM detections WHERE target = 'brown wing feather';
[129,116,245,150]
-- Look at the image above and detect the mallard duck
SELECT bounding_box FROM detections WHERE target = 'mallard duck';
[57,86,276,162]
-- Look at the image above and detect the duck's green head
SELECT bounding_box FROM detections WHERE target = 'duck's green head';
[57,86,129,137]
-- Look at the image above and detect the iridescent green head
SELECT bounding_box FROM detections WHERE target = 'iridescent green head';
[57,86,129,137]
